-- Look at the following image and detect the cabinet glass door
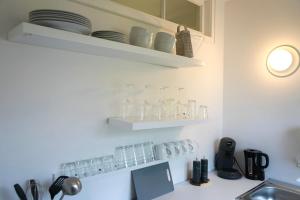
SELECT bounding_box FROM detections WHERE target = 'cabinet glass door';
[165,0,201,32]
[111,0,162,18]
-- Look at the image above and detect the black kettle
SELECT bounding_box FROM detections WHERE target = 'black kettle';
[244,149,269,181]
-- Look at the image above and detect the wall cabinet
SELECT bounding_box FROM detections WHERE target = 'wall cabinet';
[70,0,215,39]
[110,0,214,37]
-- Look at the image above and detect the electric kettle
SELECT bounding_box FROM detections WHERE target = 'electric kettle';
[244,149,269,181]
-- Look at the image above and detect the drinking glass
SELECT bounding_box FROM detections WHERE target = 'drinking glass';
[143,101,153,121]
[176,87,189,119]
[134,143,146,165]
[152,103,163,121]
[92,157,104,175]
[102,155,114,173]
[177,87,186,103]
[60,163,74,177]
[177,102,188,119]
[114,146,126,169]
[198,105,208,120]
[158,86,169,120]
[165,98,176,120]
[124,145,137,167]
[74,160,89,178]
[121,84,136,120]
[143,142,155,163]
[188,100,197,119]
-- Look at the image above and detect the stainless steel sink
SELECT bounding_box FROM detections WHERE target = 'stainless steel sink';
[236,179,300,200]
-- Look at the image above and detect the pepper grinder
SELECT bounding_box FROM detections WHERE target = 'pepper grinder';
[200,157,209,183]
[190,158,201,186]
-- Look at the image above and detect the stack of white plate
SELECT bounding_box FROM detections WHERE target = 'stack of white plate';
[92,31,127,43]
[29,9,92,35]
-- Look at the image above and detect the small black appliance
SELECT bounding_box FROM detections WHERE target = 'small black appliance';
[200,158,209,183]
[215,137,242,180]
[191,159,201,185]
[190,158,209,186]
[244,149,269,181]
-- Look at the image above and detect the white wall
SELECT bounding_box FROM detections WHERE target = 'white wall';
[224,0,300,185]
[0,0,224,199]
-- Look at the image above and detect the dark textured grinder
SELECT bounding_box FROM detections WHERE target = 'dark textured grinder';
[201,158,209,183]
[191,159,201,185]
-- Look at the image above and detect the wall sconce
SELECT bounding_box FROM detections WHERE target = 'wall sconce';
[266,45,300,77]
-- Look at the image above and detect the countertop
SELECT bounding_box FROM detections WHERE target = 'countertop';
[154,172,262,200]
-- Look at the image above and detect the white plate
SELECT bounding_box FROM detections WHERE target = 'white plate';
[92,31,124,34]
[31,20,91,35]
[92,35,125,38]
[30,16,91,27]
[92,32,124,35]
[30,10,89,21]
[30,13,90,25]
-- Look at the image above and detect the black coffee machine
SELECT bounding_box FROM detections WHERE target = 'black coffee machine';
[215,137,242,180]
[244,149,269,181]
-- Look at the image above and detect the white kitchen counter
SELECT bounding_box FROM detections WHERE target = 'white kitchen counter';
[155,172,262,200]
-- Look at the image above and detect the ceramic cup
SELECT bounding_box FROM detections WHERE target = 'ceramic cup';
[129,26,153,48]
[154,32,176,53]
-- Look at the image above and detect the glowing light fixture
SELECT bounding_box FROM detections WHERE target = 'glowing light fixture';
[267,45,300,77]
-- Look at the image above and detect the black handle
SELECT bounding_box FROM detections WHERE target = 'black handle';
[14,184,27,200]
[30,179,38,200]
[259,153,269,169]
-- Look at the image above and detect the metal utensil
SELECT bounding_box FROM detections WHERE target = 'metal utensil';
[59,177,82,200]
[30,179,38,200]
[48,176,68,200]
[14,184,27,200]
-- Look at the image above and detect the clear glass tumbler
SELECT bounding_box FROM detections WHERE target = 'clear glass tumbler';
[143,142,155,163]
[102,155,114,173]
[198,105,208,120]
[188,100,197,119]
[124,145,137,167]
[92,157,104,175]
[134,143,146,165]
[114,146,126,169]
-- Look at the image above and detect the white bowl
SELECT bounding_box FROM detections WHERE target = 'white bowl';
[154,32,175,53]
[129,26,153,48]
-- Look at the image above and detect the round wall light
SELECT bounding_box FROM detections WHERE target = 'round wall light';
[266,45,300,77]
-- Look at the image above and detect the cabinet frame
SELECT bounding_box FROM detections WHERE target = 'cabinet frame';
[69,0,215,43]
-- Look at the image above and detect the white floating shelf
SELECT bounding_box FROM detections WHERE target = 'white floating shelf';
[8,23,205,68]
[108,117,204,130]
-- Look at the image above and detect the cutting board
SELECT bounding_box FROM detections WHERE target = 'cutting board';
[131,162,174,200]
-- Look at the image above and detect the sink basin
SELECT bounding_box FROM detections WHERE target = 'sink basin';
[236,179,300,200]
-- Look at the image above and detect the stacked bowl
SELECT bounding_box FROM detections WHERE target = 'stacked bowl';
[29,9,92,35]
